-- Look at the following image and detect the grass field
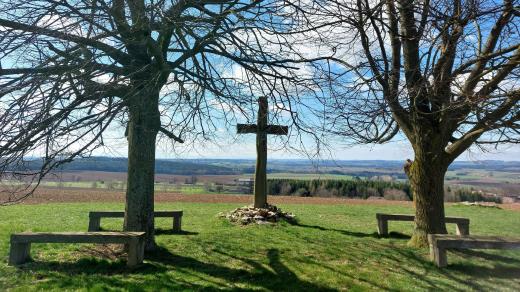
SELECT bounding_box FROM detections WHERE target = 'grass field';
[1,202,520,291]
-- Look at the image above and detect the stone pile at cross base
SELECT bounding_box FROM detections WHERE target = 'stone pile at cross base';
[222,204,295,225]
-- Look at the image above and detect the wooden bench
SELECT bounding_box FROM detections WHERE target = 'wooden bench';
[8,232,145,267]
[88,211,183,232]
[428,234,520,267]
[376,213,470,236]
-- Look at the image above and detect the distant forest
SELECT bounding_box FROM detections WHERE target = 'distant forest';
[11,157,239,175]
[11,157,520,177]
[267,179,503,203]
[268,179,412,200]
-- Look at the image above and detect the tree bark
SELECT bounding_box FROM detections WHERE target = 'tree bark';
[124,91,160,251]
[406,155,448,247]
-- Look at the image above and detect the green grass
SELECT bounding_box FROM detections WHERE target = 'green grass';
[1,202,520,291]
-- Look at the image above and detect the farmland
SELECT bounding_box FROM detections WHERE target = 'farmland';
[2,158,519,204]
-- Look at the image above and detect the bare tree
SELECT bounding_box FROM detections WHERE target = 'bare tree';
[0,0,322,250]
[305,0,519,246]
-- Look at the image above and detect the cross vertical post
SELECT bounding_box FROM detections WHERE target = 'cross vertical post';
[237,96,288,208]
[254,96,268,208]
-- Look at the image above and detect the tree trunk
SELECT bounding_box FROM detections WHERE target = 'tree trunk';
[124,91,160,251]
[407,155,448,247]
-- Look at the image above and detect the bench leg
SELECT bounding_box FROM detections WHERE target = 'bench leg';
[127,239,145,267]
[9,242,31,266]
[456,223,469,236]
[430,244,447,268]
[88,217,101,232]
[137,239,145,263]
[173,216,182,232]
[377,219,388,236]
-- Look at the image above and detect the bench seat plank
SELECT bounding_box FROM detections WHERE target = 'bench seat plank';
[9,231,145,267]
[89,211,182,217]
[376,214,469,223]
[376,213,470,236]
[88,211,183,232]
[429,234,520,249]
[11,232,145,244]
[428,234,520,267]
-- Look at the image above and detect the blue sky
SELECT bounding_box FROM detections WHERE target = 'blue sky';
[94,130,520,161]
[2,2,518,163]
[163,141,520,161]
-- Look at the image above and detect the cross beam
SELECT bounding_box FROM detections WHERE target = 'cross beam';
[236,124,288,135]
[236,96,288,208]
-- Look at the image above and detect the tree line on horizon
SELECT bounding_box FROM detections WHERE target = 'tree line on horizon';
[267,178,502,203]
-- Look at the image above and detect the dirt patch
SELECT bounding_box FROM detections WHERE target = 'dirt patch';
[39,171,242,184]
[8,187,520,211]
[11,187,413,206]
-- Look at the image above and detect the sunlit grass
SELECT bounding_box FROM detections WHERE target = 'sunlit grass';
[1,202,519,291]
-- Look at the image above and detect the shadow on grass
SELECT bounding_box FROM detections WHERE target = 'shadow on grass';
[384,231,411,239]
[13,243,520,291]
[389,246,520,291]
[448,261,520,278]
[287,221,381,239]
[9,224,519,291]
[286,217,411,240]
[97,227,198,236]
[16,245,336,290]
[17,257,163,276]
[433,258,520,291]
[451,249,520,265]
[155,229,199,235]
[146,246,337,291]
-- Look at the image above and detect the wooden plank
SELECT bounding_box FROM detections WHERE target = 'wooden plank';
[90,211,182,218]
[237,124,288,135]
[430,234,520,249]
[376,213,469,223]
[237,124,257,133]
[155,211,183,217]
[376,213,470,236]
[11,232,145,244]
[90,211,125,217]
[428,234,520,267]
[445,217,470,224]
[265,125,288,135]
[376,213,414,221]
[88,211,183,232]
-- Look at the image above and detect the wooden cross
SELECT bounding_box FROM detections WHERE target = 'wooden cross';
[237,96,288,208]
